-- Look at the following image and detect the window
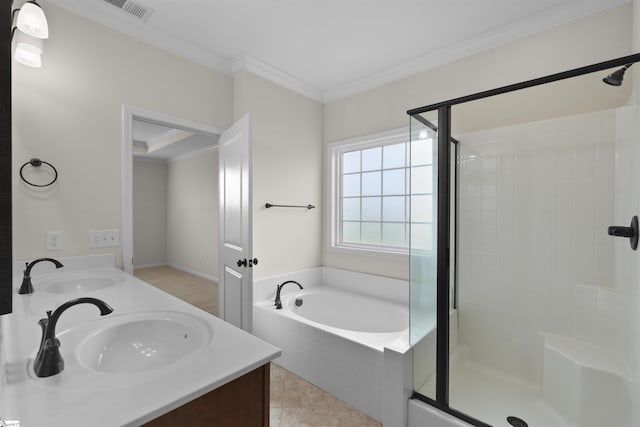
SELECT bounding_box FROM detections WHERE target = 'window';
[328,128,435,256]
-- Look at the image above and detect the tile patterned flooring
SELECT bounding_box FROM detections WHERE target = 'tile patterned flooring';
[270,363,381,427]
[135,266,381,427]
[134,265,219,316]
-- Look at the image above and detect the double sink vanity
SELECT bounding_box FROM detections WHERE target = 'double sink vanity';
[0,255,280,426]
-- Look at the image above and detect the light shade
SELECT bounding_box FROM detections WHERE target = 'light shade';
[14,30,43,68]
[16,1,49,39]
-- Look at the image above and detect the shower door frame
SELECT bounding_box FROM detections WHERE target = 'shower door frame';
[407,52,640,427]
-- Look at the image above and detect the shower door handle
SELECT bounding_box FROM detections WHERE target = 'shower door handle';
[608,215,639,250]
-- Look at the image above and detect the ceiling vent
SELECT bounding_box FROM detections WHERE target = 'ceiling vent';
[102,0,154,22]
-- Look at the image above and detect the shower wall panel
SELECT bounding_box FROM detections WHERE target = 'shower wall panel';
[457,109,617,383]
[612,103,640,426]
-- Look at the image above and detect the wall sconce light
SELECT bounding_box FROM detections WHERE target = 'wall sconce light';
[14,31,43,68]
[16,1,49,39]
[12,0,49,68]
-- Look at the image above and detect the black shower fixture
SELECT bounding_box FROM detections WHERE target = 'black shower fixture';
[608,215,639,250]
[602,63,633,86]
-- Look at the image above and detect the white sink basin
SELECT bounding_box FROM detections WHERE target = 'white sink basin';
[75,311,213,374]
[43,272,124,293]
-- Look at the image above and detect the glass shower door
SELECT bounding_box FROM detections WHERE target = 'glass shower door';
[409,112,439,400]
[409,54,640,427]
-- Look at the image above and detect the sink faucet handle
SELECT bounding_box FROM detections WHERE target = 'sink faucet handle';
[46,310,52,319]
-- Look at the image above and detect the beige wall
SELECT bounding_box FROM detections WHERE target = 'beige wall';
[233,71,324,280]
[323,4,633,279]
[132,159,167,267]
[166,151,219,279]
[12,4,233,265]
[11,2,634,282]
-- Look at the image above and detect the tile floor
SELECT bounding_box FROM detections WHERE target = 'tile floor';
[270,363,381,427]
[136,266,380,427]
[134,265,218,316]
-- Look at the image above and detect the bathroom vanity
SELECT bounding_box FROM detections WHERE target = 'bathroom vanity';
[0,255,280,426]
[145,364,270,426]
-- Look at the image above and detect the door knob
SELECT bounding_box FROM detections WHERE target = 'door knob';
[608,215,638,250]
[237,258,247,267]
[249,258,259,267]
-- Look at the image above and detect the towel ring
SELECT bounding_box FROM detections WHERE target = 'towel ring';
[19,158,58,187]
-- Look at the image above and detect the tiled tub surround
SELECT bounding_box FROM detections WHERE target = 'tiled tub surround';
[0,255,280,426]
[254,267,410,423]
[452,108,634,426]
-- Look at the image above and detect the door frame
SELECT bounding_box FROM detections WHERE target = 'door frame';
[121,105,224,274]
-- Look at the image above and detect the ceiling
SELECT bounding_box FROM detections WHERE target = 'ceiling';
[133,119,219,162]
[47,0,629,102]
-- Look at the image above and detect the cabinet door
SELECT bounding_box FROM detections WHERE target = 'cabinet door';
[145,364,270,427]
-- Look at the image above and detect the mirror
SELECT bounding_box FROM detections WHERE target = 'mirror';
[0,10,10,315]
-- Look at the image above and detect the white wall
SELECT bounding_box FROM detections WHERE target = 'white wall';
[324,4,633,279]
[233,71,324,280]
[616,3,640,423]
[132,159,167,267]
[457,109,617,382]
[12,4,233,266]
[166,151,219,279]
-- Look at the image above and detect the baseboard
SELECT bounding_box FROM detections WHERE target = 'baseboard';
[133,262,168,270]
[167,263,219,283]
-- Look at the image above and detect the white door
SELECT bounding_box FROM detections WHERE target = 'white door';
[218,114,254,331]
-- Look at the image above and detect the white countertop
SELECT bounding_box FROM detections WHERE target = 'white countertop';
[0,257,280,427]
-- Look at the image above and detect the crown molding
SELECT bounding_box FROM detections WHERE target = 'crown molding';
[133,142,218,164]
[47,0,629,104]
[46,0,232,75]
[231,55,324,103]
[324,0,630,103]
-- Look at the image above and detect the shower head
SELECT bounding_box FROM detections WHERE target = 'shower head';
[603,63,633,86]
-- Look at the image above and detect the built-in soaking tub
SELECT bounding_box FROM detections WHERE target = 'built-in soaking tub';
[280,287,407,349]
[254,285,409,422]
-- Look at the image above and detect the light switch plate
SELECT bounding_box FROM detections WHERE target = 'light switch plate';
[89,229,120,248]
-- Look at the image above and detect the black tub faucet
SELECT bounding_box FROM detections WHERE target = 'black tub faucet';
[34,297,113,378]
[275,280,303,309]
[19,258,64,294]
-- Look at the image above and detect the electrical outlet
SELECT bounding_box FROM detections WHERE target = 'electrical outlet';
[89,229,120,248]
[46,231,63,251]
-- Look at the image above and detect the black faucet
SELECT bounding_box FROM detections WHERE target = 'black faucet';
[274,280,303,309]
[33,297,113,378]
[19,258,64,294]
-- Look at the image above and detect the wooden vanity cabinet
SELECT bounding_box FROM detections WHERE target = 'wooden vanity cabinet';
[145,363,270,427]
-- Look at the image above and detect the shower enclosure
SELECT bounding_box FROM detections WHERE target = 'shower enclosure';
[408,53,640,427]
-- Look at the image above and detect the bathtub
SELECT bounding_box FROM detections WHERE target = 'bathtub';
[279,287,407,349]
[254,285,409,422]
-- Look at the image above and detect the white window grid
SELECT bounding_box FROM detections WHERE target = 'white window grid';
[328,128,434,256]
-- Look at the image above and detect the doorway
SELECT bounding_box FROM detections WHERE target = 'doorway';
[122,106,224,315]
